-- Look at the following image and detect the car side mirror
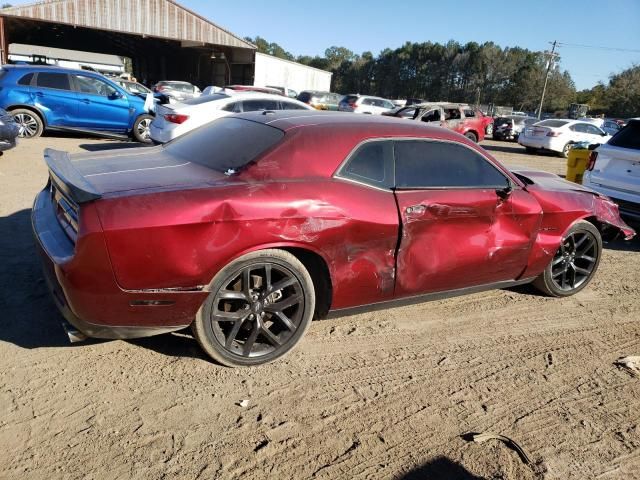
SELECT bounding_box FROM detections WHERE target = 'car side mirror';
[496,185,513,200]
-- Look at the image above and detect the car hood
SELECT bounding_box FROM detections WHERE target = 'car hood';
[67,146,229,197]
[511,167,635,240]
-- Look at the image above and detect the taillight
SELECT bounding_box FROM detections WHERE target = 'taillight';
[546,130,562,137]
[164,113,189,124]
[587,151,599,171]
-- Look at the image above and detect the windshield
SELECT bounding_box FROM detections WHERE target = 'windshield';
[164,117,285,173]
[122,81,151,94]
[162,82,194,93]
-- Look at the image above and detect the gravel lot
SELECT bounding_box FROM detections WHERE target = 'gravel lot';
[1,134,639,480]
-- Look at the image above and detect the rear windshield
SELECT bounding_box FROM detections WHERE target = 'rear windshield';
[343,95,358,104]
[162,82,194,92]
[536,120,568,128]
[164,117,284,173]
[495,117,512,125]
[608,120,640,150]
[182,93,229,106]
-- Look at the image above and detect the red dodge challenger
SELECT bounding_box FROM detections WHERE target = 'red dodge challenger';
[32,112,635,366]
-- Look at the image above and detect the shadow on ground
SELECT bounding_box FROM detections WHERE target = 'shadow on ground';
[399,457,482,480]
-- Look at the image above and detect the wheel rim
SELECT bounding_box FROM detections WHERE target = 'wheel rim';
[137,118,151,140]
[486,124,493,135]
[209,263,305,359]
[14,113,39,138]
[550,230,598,291]
[563,144,571,156]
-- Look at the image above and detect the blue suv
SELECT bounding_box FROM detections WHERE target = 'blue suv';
[0,65,153,142]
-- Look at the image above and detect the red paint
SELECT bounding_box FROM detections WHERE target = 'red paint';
[33,112,635,337]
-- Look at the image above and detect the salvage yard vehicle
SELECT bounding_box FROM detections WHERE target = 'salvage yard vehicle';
[0,107,20,155]
[493,115,538,141]
[0,65,154,142]
[384,102,486,142]
[149,92,312,143]
[297,91,343,110]
[32,112,634,367]
[152,81,201,103]
[518,119,611,157]
[338,94,396,114]
[583,119,640,224]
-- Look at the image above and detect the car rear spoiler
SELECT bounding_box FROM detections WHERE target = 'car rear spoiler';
[44,148,102,204]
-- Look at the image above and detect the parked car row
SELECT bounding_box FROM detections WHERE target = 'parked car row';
[517,119,611,157]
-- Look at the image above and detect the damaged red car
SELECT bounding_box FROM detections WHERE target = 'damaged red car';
[32,112,635,366]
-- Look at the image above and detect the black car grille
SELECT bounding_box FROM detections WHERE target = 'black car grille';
[50,182,79,243]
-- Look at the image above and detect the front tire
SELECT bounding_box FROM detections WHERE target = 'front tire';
[532,221,602,297]
[132,114,153,143]
[485,123,494,136]
[11,108,44,138]
[192,249,315,367]
[464,131,478,143]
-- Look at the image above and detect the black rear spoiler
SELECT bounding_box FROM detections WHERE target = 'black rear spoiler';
[44,148,101,204]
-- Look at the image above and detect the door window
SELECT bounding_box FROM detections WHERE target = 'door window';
[222,101,242,113]
[35,72,71,91]
[583,124,604,136]
[421,109,441,122]
[18,73,34,86]
[337,140,394,189]
[242,99,279,111]
[73,75,117,96]
[279,101,307,110]
[395,140,509,189]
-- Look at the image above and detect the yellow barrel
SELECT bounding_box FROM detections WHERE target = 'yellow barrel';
[566,148,591,184]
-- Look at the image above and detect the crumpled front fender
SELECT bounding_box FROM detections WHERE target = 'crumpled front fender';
[593,195,636,240]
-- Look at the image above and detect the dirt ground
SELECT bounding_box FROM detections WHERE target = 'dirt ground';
[1,134,639,480]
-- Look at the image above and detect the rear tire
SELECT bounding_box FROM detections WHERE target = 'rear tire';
[192,249,315,367]
[464,131,478,143]
[132,114,153,143]
[532,221,602,297]
[11,108,43,139]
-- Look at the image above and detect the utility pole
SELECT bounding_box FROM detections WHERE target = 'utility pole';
[537,40,559,119]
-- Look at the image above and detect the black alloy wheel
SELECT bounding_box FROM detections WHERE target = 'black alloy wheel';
[533,221,602,297]
[193,250,315,366]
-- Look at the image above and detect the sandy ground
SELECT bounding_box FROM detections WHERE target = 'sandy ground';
[1,134,639,480]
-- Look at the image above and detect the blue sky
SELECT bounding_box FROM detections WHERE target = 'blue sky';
[8,0,640,90]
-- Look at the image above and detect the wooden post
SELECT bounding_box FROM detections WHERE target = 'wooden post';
[0,16,7,65]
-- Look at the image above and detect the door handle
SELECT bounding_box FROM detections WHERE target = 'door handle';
[35,91,44,97]
[81,98,91,104]
[405,204,426,215]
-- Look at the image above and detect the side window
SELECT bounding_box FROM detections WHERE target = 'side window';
[73,75,117,96]
[222,101,242,113]
[395,140,509,189]
[464,109,476,118]
[584,124,603,135]
[279,101,307,110]
[35,72,71,90]
[242,99,279,111]
[421,109,441,123]
[571,123,587,133]
[18,73,34,86]
[398,107,417,118]
[362,98,374,106]
[338,141,394,189]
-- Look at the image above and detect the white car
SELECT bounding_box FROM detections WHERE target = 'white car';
[149,92,312,143]
[583,119,640,224]
[518,119,610,157]
[338,94,396,114]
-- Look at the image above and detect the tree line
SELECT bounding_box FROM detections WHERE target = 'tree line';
[246,36,639,117]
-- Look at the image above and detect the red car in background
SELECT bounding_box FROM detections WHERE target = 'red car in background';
[383,102,489,142]
[33,112,634,366]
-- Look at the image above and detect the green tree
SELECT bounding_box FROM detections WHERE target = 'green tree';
[605,65,640,118]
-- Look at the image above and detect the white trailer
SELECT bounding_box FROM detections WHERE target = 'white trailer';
[253,52,332,94]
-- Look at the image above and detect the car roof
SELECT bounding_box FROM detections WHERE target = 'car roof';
[1,63,107,76]
[235,110,468,139]
[414,102,470,109]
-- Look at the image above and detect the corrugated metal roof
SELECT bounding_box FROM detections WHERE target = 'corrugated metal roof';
[0,0,256,50]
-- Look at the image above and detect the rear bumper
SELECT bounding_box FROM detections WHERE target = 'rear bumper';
[583,175,640,222]
[518,136,563,152]
[32,187,207,340]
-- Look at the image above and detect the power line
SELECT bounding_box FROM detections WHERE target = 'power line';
[557,42,640,54]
